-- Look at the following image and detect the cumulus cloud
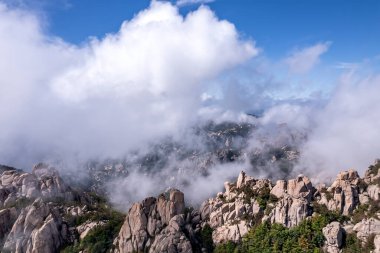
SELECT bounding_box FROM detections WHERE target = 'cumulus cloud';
[256,71,380,179]
[285,42,331,74]
[0,1,256,169]
[176,0,215,7]
[1,0,380,207]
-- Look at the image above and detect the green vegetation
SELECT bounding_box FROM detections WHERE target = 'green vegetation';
[60,191,125,253]
[61,207,124,253]
[214,241,238,253]
[342,232,375,253]
[352,199,380,224]
[236,183,278,209]
[210,208,353,253]
[312,202,349,223]
[237,217,328,253]
[342,233,362,253]
[201,224,214,253]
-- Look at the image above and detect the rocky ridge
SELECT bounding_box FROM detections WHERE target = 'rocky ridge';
[1,160,380,252]
[110,160,380,253]
[0,164,108,253]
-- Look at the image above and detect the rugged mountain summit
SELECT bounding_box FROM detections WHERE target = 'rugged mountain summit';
[1,160,380,252]
[0,163,120,253]
[109,160,380,253]
[113,189,190,253]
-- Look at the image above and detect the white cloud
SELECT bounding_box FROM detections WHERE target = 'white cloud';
[297,73,380,177]
[176,0,215,7]
[0,1,256,168]
[258,71,380,179]
[2,0,380,204]
[285,42,331,74]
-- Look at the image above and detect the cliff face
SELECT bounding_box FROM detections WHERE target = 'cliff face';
[112,190,192,253]
[0,164,97,253]
[1,160,380,252]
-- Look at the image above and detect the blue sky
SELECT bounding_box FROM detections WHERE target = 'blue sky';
[17,0,380,64]
[1,0,380,172]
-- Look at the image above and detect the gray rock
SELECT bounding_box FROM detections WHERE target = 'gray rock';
[374,234,380,253]
[3,199,67,253]
[113,189,191,253]
[322,222,343,253]
[353,217,380,242]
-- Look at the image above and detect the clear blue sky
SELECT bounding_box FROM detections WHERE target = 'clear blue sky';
[30,0,380,64]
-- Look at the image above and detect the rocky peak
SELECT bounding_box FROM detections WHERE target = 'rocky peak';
[364,159,380,184]
[113,188,195,253]
[32,163,60,179]
[270,174,314,201]
[331,169,360,188]
[319,169,361,215]
[3,160,380,252]
[157,189,185,225]
[264,175,314,228]
[0,163,74,210]
[236,171,256,188]
[2,198,68,253]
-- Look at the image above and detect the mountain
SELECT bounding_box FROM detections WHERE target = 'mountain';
[1,160,380,252]
[83,120,301,208]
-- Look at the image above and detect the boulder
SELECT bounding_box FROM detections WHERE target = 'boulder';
[353,218,380,241]
[322,222,343,253]
[76,221,106,240]
[212,220,249,244]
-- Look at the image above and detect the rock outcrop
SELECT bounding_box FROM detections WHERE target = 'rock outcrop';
[3,160,380,252]
[374,234,380,253]
[77,220,106,240]
[0,164,82,252]
[264,175,314,227]
[0,207,17,243]
[353,217,380,242]
[2,199,68,253]
[316,169,362,215]
[199,171,270,243]
[0,163,73,209]
[323,222,344,253]
[113,189,195,253]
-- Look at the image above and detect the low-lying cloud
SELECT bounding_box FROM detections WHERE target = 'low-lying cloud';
[298,73,380,177]
[1,0,380,208]
[0,1,256,168]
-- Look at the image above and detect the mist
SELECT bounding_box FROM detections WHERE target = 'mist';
[0,1,256,168]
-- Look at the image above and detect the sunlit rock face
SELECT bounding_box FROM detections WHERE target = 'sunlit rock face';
[1,160,380,252]
[113,189,193,253]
